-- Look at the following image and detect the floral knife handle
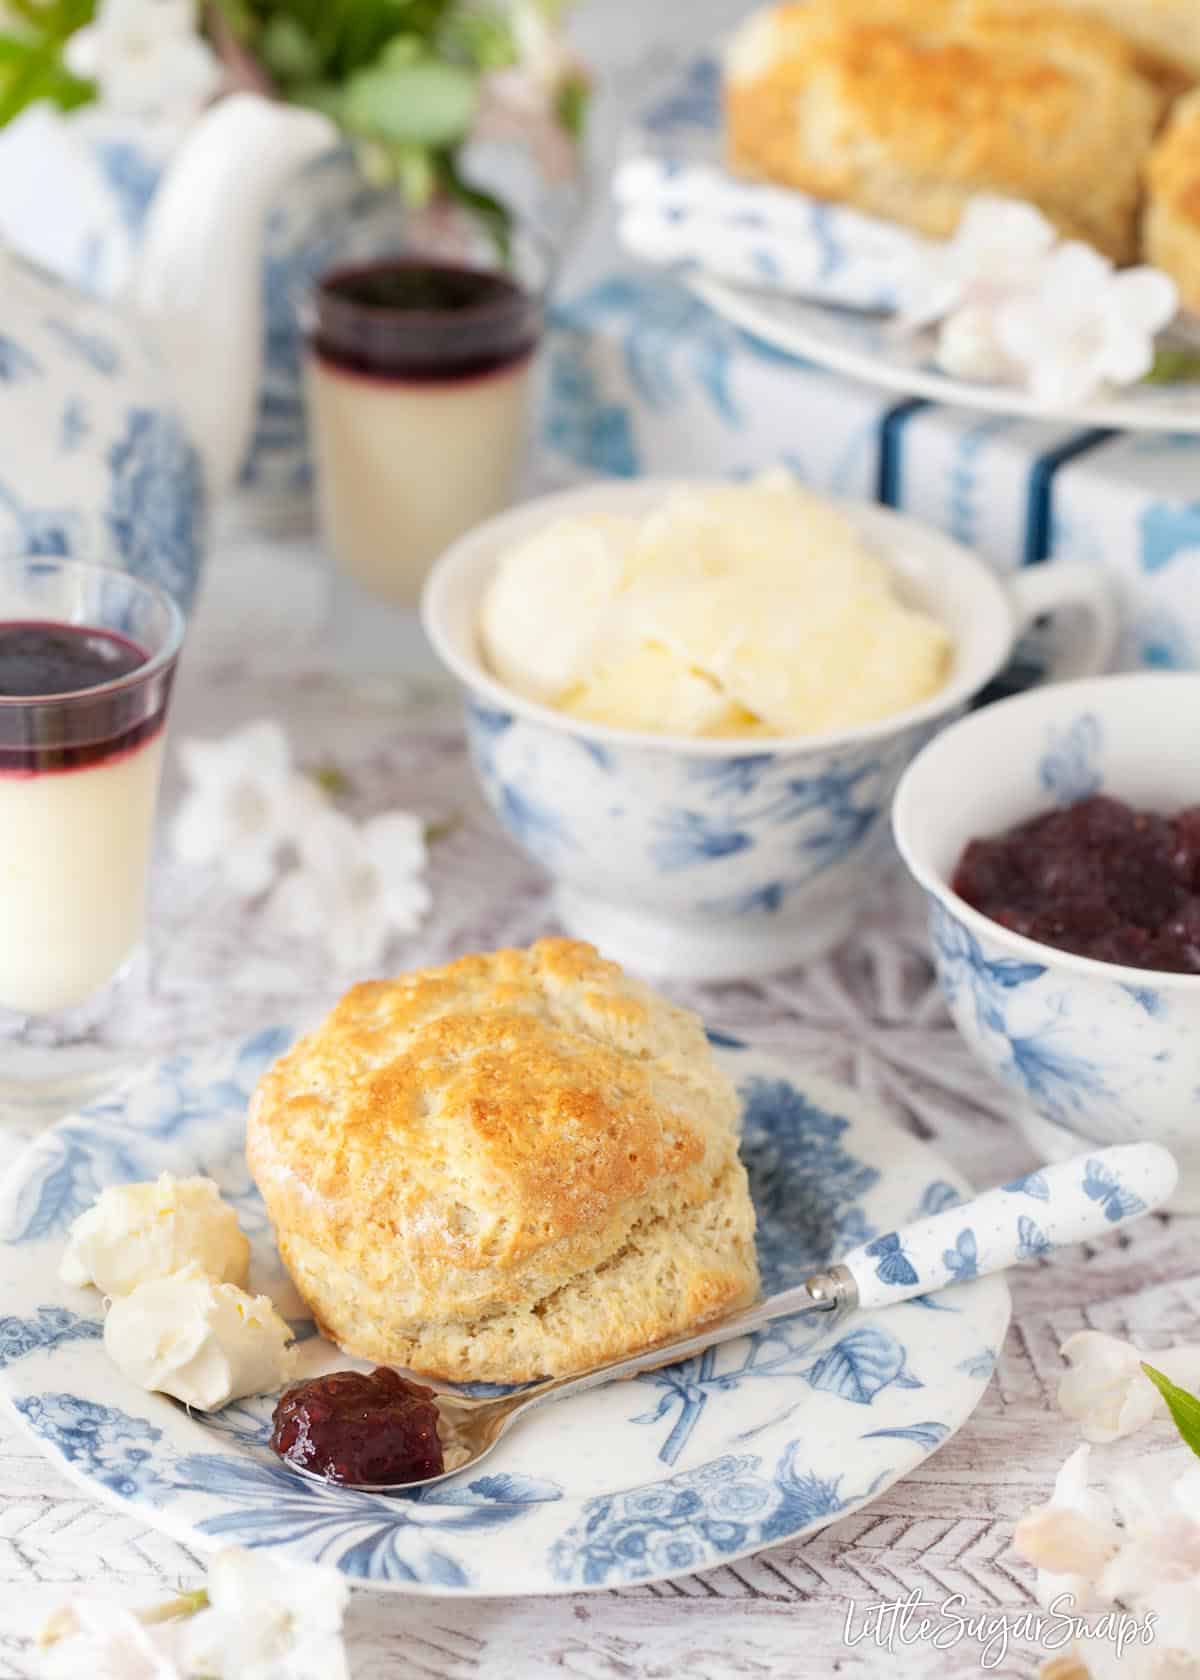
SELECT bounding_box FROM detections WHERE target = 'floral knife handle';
[504,1146,1176,1410]
[804,1142,1178,1320]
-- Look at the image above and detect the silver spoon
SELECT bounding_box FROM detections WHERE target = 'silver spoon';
[282,1141,1176,1495]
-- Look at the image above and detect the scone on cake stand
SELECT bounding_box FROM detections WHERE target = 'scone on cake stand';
[723,0,1166,264]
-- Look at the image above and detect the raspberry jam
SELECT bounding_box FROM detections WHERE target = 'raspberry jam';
[270,1367,445,1485]
[953,794,1200,973]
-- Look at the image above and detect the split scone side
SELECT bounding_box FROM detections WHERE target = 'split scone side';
[1144,89,1200,316]
[247,939,759,1383]
[725,0,1165,263]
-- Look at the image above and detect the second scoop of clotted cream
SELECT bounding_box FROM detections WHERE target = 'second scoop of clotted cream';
[479,472,951,738]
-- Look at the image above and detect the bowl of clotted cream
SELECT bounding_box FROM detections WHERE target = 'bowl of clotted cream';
[422,473,1117,981]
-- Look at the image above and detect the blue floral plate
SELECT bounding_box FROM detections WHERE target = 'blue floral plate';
[0,1029,1010,1595]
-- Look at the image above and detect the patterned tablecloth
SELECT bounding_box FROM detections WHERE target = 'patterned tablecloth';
[2,4,1198,1673]
[0,526,1195,1679]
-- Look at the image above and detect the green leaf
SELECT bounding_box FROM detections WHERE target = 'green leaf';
[442,9,517,71]
[0,0,96,126]
[556,72,588,140]
[289,79,348,124]
[343,56,477,148]
[439,153,511,258]
[0,35,34,65]
[1141,1363,1200,1458]
[259,15,323,82]
[394,141,437,202]
[206,0,256,43]
[378,33,424,67]
[1144,348,1200,386]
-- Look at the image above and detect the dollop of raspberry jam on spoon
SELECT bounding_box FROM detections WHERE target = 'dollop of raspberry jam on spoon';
[270,1366,445,1485]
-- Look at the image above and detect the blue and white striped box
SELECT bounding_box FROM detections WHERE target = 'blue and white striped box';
[539,271,1200,671]
[1051,433,1200,671]
[886,407,1111,573]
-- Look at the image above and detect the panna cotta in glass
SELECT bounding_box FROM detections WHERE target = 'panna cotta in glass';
[305,257,544,613]
[0,622,167,1014]
[0,556,182,1115]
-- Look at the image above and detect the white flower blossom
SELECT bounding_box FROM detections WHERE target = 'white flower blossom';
[511,0,577,92]
[40,1600,183,1680]
[994,242,1178,409]
[934,302,1021,383]
[266,805,432,970]
[172,721,308,898]
[892,193,1179,403]
[180,1549,350,1680]
[472,0,583,182]
[895,195,1058,335]
[1058,1332,1200,1444]
[1014,1443,1121,1610]
[64,0,222,123]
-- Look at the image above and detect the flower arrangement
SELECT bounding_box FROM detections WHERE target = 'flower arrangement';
[0,0,585,230]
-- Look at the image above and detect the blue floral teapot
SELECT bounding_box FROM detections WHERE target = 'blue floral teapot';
[0,94,334,609]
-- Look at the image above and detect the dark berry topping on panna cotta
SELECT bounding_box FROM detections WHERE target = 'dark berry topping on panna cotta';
[0,621,166,774]
[0,622,146,696]
[270,1366,445,1486]
[311,261,540,383]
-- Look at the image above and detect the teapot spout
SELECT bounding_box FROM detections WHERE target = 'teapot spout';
[131,93,337,497]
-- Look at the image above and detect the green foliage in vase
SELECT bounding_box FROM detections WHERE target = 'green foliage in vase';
[0,0,585,246]
[210,0,584,223]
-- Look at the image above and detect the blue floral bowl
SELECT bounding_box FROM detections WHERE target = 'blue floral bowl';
[893,672,1200,1213]
[423,480,1115,983]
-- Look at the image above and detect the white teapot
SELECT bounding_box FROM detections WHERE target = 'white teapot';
[0,94,335,608]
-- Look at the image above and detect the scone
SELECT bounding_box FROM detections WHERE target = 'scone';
[1145,89,1200,316]
[1028,0,1200,90]
[247,939,759,1383]
[725,0,1165,262]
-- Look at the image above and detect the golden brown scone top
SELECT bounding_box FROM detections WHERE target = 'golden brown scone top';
[248,939,739,1273]
[725,0,1164,262]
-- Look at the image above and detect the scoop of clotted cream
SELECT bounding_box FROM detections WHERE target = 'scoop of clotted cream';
[479,472,952,737]
[60,1173,251,1297]
[103,1263,298,1411]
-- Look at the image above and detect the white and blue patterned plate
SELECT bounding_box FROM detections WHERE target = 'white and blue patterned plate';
[0,1029,1010,1595]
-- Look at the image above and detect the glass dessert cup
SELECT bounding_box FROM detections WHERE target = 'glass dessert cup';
[0,555,183,1121]
[301,213,552,684]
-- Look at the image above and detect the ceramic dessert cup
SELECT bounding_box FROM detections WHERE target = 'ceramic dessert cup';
[893,671,1200,1213]
[423,479,1117,982]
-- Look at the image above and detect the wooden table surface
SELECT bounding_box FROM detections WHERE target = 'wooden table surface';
[2,5,1197,1672]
